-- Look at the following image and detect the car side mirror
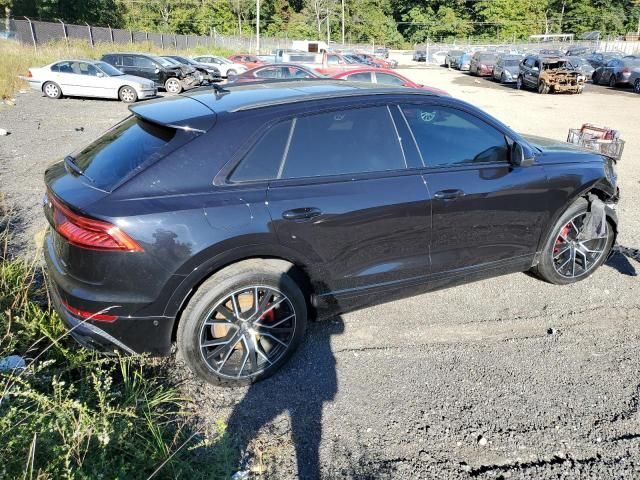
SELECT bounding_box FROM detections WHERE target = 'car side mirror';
[510,141,534,167]
[154,68,160,74]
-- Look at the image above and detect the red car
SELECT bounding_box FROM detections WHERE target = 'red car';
[356,53,397,69]
[227,54,266,70]
[331,68,449,96]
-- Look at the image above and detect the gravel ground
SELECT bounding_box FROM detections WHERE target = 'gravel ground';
[1,63,639,479]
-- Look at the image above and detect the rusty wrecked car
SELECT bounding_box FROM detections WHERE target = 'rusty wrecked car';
[517,54,586,94]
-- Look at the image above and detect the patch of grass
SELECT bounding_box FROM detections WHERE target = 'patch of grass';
[0,39,234,99]
[0,205,236,479]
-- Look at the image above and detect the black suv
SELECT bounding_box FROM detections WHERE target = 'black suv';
[101,53,198,94]
[163,55,221,83]
[43,81,619,386]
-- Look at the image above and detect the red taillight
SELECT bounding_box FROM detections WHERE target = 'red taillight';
[48,192,143,252]
[623,68,631,74]
[62,300,118,322]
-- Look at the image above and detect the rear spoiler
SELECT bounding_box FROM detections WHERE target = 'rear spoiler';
[129,95,216,133]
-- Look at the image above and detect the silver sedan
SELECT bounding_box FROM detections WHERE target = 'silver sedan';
[22,59,157,103]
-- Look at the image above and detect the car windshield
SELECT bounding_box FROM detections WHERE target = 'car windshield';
[504,59,520,66]
[153,56,175,67]
[216,57,233,64]
[481,54,498,62]
[172,56,195,65]
[95,61,123,76]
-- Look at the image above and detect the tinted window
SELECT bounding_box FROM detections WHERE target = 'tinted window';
[376,73,405,86]
[346,72,373,82]
[71,116,179,191]
[400,105,508,167]
[123,55,135,67]
[255,67,280,78]
[282,106,405,178]
[52,61,73,73]
[230,121,292,182]
[504,59,520,66]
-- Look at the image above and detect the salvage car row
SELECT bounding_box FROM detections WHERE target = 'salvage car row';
[22,49,416,103]
[416,46,640,94]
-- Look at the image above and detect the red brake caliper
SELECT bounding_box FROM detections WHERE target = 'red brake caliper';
[554,224,572,255]
[260,307,275,323]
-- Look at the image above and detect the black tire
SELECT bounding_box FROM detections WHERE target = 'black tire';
[226,69,237,78]
[516,76,523,90]
[634,79,640,94]
[164,77,182,94]
[608,75,617,88]
[534,198,614,285]
[538,81,549,94]
[176,259,307,387]
[118,85,138,103]
[42,81,62,99]
[500,73,506,84]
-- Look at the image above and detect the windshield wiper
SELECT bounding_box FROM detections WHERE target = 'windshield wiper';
[64,156,94,183]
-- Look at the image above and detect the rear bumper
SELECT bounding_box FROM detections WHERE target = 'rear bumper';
[44,233,174,356]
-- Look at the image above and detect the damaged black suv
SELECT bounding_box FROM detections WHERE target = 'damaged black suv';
[43,81,619,386]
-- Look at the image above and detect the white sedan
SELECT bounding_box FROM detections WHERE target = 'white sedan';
[22,59,157,103]
[191,55,247,78]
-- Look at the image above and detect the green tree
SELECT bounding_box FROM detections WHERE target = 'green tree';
[474,0,549,40]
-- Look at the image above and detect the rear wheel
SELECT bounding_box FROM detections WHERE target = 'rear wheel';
[635,79,640,94]
[534,198,614,285]
[516,76,523,90]
[538,81,549,94]
[118,85,138,103]
[609,75,617,88]
[500,73,506,84]
[164,77,182,94]
[226,69,237,77]
[176,260,307,386]
[43,81,62,99]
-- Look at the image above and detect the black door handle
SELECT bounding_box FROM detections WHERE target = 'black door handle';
[282,207,322,221]
[434,189,465,200]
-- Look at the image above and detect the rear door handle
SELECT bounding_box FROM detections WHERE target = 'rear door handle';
[282,207,322,221]
[434,189,465,200]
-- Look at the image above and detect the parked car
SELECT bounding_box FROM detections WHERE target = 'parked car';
[229,64,322,83]
[163,55,221,83]
[191,55,247,78]
[22,59,156,103]
[565,46,594,57]
[430,50,448,65]
[227,54,266,69]
[517,55,585,94]
[43,80,618,386]
[413,50,427,62]
[629,67,640,93]
[101,53,198,93]
[565,56,595,79]
[374,47,389,59]
[445,49,466,68]
[492,55,522,83]
[469,52,498,76]
[257,54,276,63]
[592,57,640,87]
[330,68,449,95]
[356,52,398,69]
[586,51,622,69]
[453,53,472,71]
[343,53,379,67]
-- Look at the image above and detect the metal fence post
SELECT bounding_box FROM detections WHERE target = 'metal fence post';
[130,29,133,44]
[161,33,164,49]
[145,31,148,44]
[86,22,93,47]
[24,16,36,51]
[109,24,114,43]
[57,18,68,50]
[173,33,177,53]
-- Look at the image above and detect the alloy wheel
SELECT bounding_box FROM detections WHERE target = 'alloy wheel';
[199,286,297,380]
[120,87,136,103]
[634,79,640,94]
[165,78,181,94]
[44,83,59,98]
[552,213,609,279]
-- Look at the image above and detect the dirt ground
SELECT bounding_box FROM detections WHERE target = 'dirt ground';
[0,63,639,479]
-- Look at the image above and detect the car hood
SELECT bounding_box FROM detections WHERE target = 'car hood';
[119,74,155,88]
[504,66,519,74]
[522,134,604,162]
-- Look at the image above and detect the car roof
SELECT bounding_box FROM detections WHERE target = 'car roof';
[181,80,436,113]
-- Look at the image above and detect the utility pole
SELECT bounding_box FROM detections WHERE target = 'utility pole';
[637,14,640,37]
[327,6,330,45]
[341,0,345,46]
[256,0,260,54]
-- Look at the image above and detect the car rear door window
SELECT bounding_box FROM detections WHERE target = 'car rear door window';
[281,106,406,178]
[400,105,508,167]
[135,56,156,69]
[376,73,405,86]
[230,120,293,182]
[346,72,373,82]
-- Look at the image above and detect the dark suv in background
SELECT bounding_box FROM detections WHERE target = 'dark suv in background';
[101,53,198,93]
[43,81,619,386]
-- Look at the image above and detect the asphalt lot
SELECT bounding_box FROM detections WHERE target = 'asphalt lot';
[1,64,639,479]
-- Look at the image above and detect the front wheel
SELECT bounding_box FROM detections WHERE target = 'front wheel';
[516,76,523,90]
[43,81,62,99]
[176,260,307,386]
[634,79,640,94]
[538,81,549,94]
[226,69,237,78]
[118,85,138,103]
[534,198,614,285]
[609,75,617,88]
[164,77,182,94]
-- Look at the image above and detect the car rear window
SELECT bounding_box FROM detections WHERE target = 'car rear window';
[70,116,183,191]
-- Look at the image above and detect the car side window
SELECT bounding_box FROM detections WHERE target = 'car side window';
[52,61,73,73]
[255,67,280,78]
[281,106,406,178]
[123,55,135,67]
[346,72,373,82]
[134,56,155,69]
[376,73,405,86]
[327,55,340,65]
[78,63,99,76]
[399,105,509,167]
[230,120,292,182]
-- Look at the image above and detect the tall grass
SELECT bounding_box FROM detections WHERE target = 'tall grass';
[0,203,236,479]
[0,39,233,99]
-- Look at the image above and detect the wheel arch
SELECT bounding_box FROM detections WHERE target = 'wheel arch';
[165,246,318,342]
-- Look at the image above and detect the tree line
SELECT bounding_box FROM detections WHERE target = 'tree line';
[3,0,640,45]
